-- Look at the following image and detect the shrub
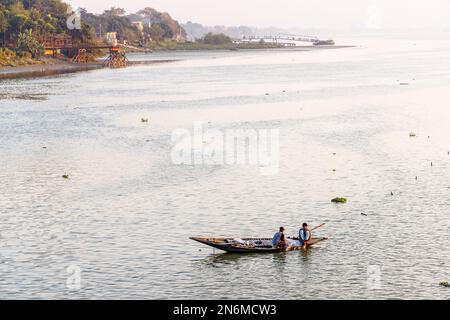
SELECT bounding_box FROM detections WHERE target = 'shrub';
[201,33,232,45]
[0,48,17,66]
[17,29,44,59]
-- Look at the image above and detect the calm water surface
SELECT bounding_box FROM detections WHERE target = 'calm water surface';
[0,35,450,299]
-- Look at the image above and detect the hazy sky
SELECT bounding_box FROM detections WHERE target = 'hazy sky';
[67,0,450,30]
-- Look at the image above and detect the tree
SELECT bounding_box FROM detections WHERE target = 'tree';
[154,22,173,39]
[202,32,232,45]
[137,7,157,18]
[103,7,126,17]
[0,10,7,46]
[148,24,164,42]
[9,14,29,35]
[69,22,96,45]
[17,29,44,58]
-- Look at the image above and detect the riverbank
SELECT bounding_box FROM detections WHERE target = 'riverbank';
[0,61,103,79]
[0,59,180,80]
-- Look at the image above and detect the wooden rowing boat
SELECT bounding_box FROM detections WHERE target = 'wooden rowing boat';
[190,236,328,253]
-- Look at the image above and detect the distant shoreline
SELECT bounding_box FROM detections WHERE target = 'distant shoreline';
[145,44,354,52]
[0,45,353,80]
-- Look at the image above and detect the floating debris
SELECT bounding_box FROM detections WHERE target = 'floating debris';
[141,118,149,123]
[439,281,449,287]
[361,212,368,216]
[331,197,347,203]
[62,175,69,179]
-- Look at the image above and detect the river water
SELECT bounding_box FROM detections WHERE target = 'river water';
[0,34,450,299]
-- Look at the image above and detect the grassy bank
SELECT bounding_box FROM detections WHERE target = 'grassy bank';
[145,40,283,51]
[0,48,42,67]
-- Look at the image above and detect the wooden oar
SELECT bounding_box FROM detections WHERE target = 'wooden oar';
[310,223,326,232]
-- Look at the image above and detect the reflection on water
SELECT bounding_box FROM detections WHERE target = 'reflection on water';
[0,93,48,101]
[1,35,450,299]
[200,250,297,270]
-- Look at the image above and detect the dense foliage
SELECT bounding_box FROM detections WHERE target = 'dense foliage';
[0,1,187,54]
[0,0,70,41]
[17,29,44,57]
[0,0,246,63]
[200,33,232,45]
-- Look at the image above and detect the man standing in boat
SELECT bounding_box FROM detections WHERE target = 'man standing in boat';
[299,223,312,248]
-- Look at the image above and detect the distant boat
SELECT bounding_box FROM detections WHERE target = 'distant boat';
[190,236,328,253]
[313,40,335,46]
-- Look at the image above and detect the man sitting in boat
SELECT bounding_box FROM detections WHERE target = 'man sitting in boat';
[272,227,287,248]
[299,223,312,247]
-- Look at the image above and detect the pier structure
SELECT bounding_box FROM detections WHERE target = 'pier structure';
[40,34,128,68]
[44,45,129,68]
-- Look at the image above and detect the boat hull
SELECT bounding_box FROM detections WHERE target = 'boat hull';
[190,237,328,253]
